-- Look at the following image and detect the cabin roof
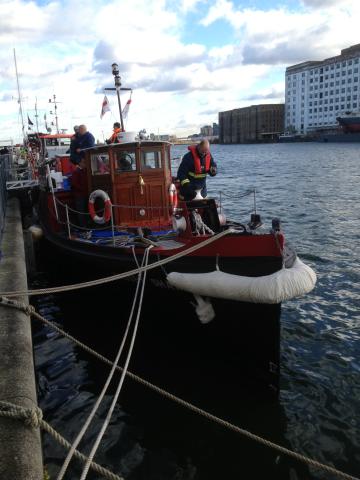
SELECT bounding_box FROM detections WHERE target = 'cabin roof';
[82,140,172,152]
[38,134,73,139]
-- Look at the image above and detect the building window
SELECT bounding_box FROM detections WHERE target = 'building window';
[342,70,346,76]
[354,77,359,82]
[330,98,333,103]
[330,74,334,78]
[347,95,351,101]
[336,72,340,77]
[336,63,340,69]
[342,79,346,85]
[341,96,345,101]
[309,109,312,113]
[353,103,357,108]
[341,88,346,93]
[355,59,359,64]
[353,94,358,99]
[348,78,352,83]
[330,90,334,95]
[341,104,345,109]
[347,103,351,108]
[348,69,352,74]
[354,86,358,91]
[349,60,353,65]
[310,78,313,83]
[342,61,346,67]
[329,106,333,111]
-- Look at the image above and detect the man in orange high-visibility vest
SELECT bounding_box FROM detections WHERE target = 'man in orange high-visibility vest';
[106,122,122,144]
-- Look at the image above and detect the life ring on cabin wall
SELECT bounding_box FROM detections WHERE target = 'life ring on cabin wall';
[169,183,178,211]
[88,189,112,225]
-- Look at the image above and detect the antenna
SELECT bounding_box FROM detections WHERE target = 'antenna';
[13,49,26,142]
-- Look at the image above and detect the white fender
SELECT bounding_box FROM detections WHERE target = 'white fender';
[167,257,316,304]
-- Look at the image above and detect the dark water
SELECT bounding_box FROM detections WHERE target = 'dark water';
[32,143,360,479]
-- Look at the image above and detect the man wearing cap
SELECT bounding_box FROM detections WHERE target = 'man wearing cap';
[106,122,122,144]
[177,139,217,201]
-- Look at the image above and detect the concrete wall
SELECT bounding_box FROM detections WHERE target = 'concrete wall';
[0,197,43,479]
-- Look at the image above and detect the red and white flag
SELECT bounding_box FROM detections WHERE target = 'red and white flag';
[122,96,132,121]
[100,95,111,119]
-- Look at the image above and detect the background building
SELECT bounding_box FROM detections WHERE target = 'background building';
[285,44,360,134]
[219,104,284,144]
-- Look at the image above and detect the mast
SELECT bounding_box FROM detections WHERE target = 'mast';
[49,94,59,134]
[34,97,39,133]
[104,64,132,131]
[13,48,26,142]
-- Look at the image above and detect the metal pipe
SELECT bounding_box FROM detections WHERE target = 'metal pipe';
[46,164,59,221]
[65,204,71,239]
[110,205,115,247]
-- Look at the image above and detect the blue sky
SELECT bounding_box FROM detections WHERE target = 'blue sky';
[0,0,359,141]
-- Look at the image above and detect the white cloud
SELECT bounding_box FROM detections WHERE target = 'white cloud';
[1,0,360,142]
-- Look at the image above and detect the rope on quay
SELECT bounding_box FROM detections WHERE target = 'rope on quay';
[0,400,123,480]
[0,228,234,298]
[1,297,358,480]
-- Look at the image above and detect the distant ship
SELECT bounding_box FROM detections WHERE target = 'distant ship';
[336,111,360,133]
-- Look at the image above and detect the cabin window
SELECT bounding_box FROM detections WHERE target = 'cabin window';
[115,151,136,172]
[91,154,110,175]
[141,150,162,169]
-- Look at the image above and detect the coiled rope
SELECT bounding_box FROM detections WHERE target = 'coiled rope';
[0,297,358,480]
[0,228,234,298]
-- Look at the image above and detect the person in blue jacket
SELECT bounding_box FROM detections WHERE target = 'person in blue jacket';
[177,139,217,200]
[75,125,95,161]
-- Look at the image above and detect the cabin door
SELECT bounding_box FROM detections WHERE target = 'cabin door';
[113,147,169,227]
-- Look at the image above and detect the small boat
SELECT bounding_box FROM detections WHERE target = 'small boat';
[34,136,316,398]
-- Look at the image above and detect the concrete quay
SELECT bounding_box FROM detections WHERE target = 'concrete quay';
[0,197,43,480]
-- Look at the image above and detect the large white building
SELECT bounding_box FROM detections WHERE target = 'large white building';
[285,44,360,134]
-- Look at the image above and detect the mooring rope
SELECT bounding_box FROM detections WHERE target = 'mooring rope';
[57,247,151,480]
[0,400,123,480]
[0,228,234,298]
[80,247,151,480]
[0,297,358,480]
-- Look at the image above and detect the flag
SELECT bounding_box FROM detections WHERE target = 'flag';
[122,97,132,121]
[100,95,111,119]
[27,115,34,126]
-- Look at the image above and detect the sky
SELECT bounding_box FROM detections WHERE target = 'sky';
[0,0,360,142]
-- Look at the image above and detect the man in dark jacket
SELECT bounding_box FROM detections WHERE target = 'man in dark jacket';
[69,125,80,165]
[177,139,217,200]
[76,125,95,160]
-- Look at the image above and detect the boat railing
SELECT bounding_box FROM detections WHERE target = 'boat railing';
[52,196,174,246]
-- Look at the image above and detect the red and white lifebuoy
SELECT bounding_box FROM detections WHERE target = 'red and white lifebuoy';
[169,183,178,212]
[88,189,112,224]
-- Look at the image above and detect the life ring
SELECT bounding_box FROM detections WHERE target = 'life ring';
[88,189,112,224]
[169,183,178,211]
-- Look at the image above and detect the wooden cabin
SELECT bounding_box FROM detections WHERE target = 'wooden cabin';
[84,141,173,228]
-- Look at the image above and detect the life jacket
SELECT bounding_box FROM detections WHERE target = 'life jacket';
[188,146,211,174]
[110,127,122,143]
